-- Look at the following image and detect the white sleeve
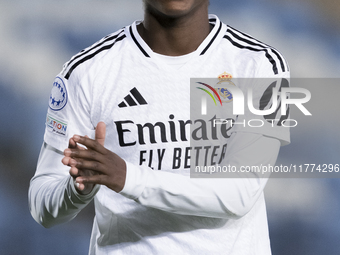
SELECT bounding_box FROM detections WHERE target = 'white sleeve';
[28,142,99,228]
[230,77,291,146]
[44,74,95,152]
[119,132,280,219]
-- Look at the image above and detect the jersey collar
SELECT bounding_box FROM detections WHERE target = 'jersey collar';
[127,14,225,59]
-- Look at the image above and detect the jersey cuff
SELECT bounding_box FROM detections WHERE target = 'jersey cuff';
[119,161,149,200]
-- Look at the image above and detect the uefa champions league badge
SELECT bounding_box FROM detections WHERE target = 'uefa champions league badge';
[214,72,234,103]
[49,77,68,111]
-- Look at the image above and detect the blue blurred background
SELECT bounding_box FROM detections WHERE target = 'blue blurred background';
[1,0,339,254]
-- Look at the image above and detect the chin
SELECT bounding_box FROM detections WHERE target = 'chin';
[146,0,206,18]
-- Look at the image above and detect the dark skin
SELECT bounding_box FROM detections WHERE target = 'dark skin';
[139,0,210,56]
[62,122,126,194]
[62,0,210,194]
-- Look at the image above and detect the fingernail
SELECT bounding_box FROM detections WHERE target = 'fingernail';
[74,135,80,140]
[75,182,80,188]
[64,149,71,155]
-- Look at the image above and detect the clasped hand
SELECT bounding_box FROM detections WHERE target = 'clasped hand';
[61,122,126,194]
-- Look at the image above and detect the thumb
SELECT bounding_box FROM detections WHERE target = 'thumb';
[95,121,106,146]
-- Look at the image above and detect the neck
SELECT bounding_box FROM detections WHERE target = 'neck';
[138,3,210,56]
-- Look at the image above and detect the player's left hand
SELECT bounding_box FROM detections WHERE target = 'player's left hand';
[63,122,126,193]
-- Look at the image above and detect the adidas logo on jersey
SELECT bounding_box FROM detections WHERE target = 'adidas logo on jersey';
[118,87,147,108]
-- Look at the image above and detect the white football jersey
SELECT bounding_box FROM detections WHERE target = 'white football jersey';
[39,14,290,254]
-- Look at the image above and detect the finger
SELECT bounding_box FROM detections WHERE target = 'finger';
[70,158,105,174]
[70,167,96,178]
[64,149,72,157]
[95,122,106,146]
[62,156,71,166]
[73,180,87,192]
[62,155,84,167]
[68,137,87,151]
[69,137,77,149]
[66,148,104,162]
[75,182,85,191]
[64,146,86,159]
[69,166,79,177]
[73,135,106,154]
[64,148,89,157]
[76,174,107,186]
[76,174,124,193]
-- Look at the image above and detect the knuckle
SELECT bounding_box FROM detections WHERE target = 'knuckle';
[70,151,78,158]
[102,148,109,156]
[92,140,99,150]
[98,175,106,185]
[89,150,97,159]
[91,161,100,170]
[76,159,83,166]
[78,169,85,176]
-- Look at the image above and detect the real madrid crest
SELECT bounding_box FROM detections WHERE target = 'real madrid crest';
[214,72,234,103]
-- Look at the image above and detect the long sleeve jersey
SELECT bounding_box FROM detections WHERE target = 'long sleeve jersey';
[29,14,290,254]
